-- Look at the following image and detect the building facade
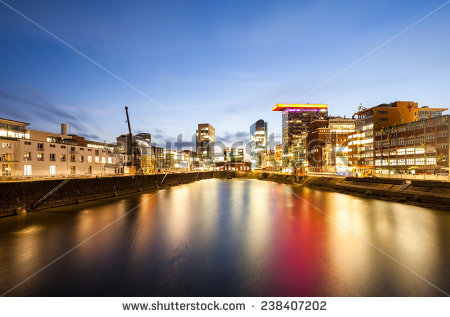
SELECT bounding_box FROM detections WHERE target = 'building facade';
[351,101,447,175]
[373,115,449,178]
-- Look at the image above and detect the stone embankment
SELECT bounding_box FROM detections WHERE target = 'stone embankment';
[215,171,450,210]
[0,172,213,217]
[1,171,449,217]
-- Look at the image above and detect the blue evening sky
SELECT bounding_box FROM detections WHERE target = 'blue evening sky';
[0,0,449,147]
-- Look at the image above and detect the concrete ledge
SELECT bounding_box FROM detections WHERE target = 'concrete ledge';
[216,171,450,211]
[0,172,213,217]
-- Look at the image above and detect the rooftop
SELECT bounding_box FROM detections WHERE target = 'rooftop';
[272,104,328,111]
[0,117,30,126]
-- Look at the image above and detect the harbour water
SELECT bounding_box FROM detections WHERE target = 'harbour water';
[0,179,449,296]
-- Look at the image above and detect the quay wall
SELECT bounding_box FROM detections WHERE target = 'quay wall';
[2,171,449,217]
[214,171,450,210]
[0,172,213,217]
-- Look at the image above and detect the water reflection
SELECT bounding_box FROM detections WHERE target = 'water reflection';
[0,179,449,296]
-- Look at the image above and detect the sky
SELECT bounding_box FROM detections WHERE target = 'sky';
[0,0,449,148]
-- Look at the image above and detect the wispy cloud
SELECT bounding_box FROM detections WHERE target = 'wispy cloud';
[216,131,248,143]
[0,85,102,140]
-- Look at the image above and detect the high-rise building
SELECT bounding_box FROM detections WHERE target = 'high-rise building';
[272,104,328,167]
[250,119,268,169]
[196,123,215,163]
[224,147,230,162]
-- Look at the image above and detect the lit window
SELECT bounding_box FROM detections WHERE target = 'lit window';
[426,158,436,165]
[24,165,32,176]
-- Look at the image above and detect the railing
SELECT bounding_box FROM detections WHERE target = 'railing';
[32,179,69,209]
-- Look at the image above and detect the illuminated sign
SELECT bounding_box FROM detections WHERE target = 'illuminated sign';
[272,104,328,111]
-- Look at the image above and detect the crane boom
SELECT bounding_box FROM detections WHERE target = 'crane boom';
[124,106,134,172]
[125,106,132,136]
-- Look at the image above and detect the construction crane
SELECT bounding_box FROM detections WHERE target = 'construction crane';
[124,106,142,174]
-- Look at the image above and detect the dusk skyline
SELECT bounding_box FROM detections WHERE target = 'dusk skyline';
[1,0,449,146]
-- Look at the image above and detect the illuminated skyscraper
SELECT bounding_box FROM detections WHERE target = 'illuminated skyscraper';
[272,104,328,167]
[196,123,215,163]
[250,119,268,169]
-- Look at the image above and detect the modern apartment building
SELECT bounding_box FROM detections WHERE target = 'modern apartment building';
[0,118,29,177]
[351,101,447,175]
[373,115,449,178]
[307,117,355,172]
[0,119,125,178]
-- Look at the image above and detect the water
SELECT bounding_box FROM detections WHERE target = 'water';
[0,179,449,296]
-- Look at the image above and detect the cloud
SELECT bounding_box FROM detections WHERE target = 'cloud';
[78,132,102,141]
[0,85,98,138]
[216,131,249,143]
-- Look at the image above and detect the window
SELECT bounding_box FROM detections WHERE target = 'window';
[70,154,76,162]
[2,164,12,176]
[101,157,106,163]
[1,153,12,161]
[49,153,56,161]
[70,147,75,152]
[406,148,414,155]
[379,118,388,122]
[24,141,31,145]
[61,145,66,149]
[60,154,66,162]
[95,150,99,155]
[70,166,76,174]
[49,165,56,175]
[37,153,44,161]
[88,166,92,174]
[416,158,424,165]
[79,155,84,162]
[37,143,44,151]
[2,142,11,149]
[50,144,56,148]
[406,158,414,165]
[398,159,405,165]
[107,157,112,164]
[426,157,436,165]
[23,152,32,161]
[24,165,32,176]
[87,156,92,163]
[95,156,99,163]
